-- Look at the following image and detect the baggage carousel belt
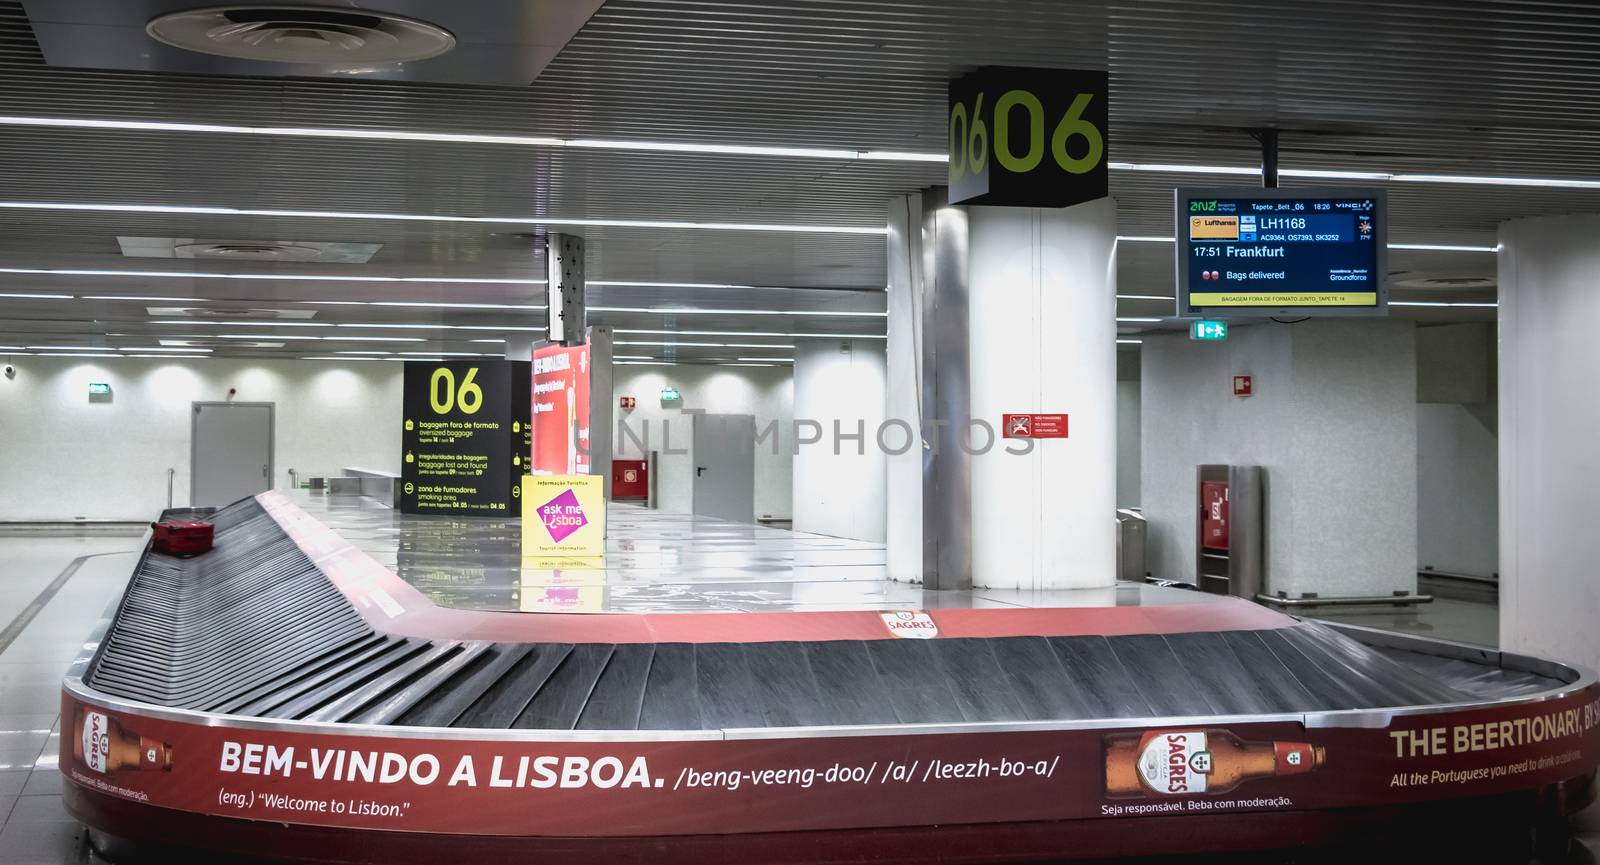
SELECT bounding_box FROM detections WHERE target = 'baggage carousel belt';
[86,498,1561,732]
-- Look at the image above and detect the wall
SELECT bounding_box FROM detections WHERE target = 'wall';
[0,356,403,521]
[610,364,793,520]
[792,338,887,541]
[1498,215,1600,672]
[1415,323,1498,577]
[1140,319,1418,598]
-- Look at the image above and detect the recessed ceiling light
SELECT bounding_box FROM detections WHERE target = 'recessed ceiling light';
[0,202,885,235]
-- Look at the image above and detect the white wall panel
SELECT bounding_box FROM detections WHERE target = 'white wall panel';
[792,338,887,542]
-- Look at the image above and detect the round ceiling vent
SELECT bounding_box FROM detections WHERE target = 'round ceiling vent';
[175,242,324,262]
[146,6,456,66]
[1394,275,1496,291]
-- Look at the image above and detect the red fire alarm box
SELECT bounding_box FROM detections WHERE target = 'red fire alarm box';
[1200,481,1229,551]
[619,396,637,409]
[612,459,648,500]
[1232,375,1253,397]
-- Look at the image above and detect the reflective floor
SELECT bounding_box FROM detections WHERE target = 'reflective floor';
[0,518,1589,864]
[292,490,1239,614]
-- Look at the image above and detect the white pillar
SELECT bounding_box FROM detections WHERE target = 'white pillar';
[1498,216,1600,671]
[967,198,1118,590]
[791,337,887,542]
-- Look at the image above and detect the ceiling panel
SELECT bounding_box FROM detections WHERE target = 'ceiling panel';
[3,0,1599,358]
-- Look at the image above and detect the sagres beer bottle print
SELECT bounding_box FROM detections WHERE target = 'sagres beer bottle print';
[73,706,173,773]
[1104,729,1324,797]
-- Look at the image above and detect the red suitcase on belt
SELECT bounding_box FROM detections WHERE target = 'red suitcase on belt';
[151,520,214,557]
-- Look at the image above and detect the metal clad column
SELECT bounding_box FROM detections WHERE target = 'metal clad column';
[546,234,586,346]
[968,198,1118,590]
[1498,215,1600,673]
[886,193,927,584]
[887,188,973,590]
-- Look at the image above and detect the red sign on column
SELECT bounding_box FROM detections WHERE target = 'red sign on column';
[1002,413,1068,439]
[1233,375,1253,397]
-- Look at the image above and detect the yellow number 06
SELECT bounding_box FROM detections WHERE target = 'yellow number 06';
[429,366,484,415]
[951,90,1103,178]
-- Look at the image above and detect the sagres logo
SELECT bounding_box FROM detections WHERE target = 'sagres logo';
[538,489,588,542]
[82,710,110,773]
[881,610,939,639]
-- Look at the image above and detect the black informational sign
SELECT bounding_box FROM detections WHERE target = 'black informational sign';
[948,67,1109,208]
[1175,187,1388,318]
[399,360,531,516]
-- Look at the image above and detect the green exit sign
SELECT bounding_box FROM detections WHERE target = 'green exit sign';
[87,382,112,395]
[1190,320,1229,341]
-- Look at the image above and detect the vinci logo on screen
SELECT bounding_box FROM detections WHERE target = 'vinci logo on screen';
[531,342,592,476]
[521,475,605,557]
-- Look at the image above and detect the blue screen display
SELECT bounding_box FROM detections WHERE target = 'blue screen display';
[1177,190,1385,315]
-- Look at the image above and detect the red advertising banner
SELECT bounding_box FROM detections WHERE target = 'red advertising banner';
[62,684,1600,838]
[1002,413,1068,439]
[530,342,592,475]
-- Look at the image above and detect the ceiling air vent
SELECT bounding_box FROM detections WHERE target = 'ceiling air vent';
[175,242,324,262]
[145,5,456,66]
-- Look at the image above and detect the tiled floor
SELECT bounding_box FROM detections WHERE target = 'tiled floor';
[0,532,144,865]
[0,518,1593,864]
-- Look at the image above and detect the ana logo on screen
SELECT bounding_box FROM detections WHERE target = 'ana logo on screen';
[538,489,589,542]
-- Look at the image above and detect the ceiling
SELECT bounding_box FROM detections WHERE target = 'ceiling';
[3,0,1596,363]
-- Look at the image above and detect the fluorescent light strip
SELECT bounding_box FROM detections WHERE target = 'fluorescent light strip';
[615,361,676,366]
[24,345,112,351]
[1116,317,1164,323]
[590,306,885,317]
[149,320,333,327]
[126,354,210,359]
[616,340,798,349]
[1114,236,1498,252]
[1116,294,1175,301]
[0,267,542,285]
[1389,301,1499,308]
[1386,243,1500,253]
[736,357,795,363]
[0,115,948,164]
[301,356,386,361]
[1116,339,1143,345]
[722,363,778,367]
[0,203,884,235]
[0,291,72,299]
[397,351,491,356]
[82,295,207,302]
[335,351,391,355]
[215,334,426,342]
[614,329,885,339]
[32,352,121,358]
[117,346,213,353]
[6,117,1596,189]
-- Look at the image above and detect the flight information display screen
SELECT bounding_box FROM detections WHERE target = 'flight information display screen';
[1174,188,1387,317]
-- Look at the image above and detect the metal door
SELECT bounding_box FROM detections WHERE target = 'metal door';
[691,413,755,523]
[191,402,274,508]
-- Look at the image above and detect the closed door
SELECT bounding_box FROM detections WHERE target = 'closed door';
[191,402,274,508]
[692,413,755,523]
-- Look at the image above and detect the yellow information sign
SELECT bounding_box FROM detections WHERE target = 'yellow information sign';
[1189,292,1377,306]
[521,474,606,558]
